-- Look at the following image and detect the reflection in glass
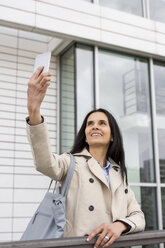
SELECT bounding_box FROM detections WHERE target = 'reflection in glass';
[99,0,143,16]
[76,44,94,131]
[132,186,158,230]
[149,0,165,23]
[60,46,75,153]
[98,50,154,183]
[153,62,165,183]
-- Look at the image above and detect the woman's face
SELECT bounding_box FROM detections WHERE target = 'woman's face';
[85,112,112,149]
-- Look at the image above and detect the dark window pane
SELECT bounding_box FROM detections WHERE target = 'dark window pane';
[161,188,165,229]
[132,186,158,231]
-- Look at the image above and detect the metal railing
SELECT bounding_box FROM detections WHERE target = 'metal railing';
[0,230,165,248]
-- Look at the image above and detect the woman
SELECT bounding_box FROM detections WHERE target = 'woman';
[26,67,145,248]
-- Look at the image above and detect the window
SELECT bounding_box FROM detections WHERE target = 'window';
[153,61,165,183]
[60,44,94,153]
[99,0,143,16]
[149,0,165,23]
[60,46,75,153]
[133,186,158,230]
[60,43,164,232]
[76,44,94,131]
[98,50,154,183]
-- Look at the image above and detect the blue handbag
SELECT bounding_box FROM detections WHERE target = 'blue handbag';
[21,154,75,240]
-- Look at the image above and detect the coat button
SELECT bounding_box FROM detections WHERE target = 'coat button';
[125,189,128,194]
[89,205,94,211]
[89,178,94,183]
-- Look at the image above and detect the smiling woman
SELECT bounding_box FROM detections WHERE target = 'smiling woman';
[26,68,145,248]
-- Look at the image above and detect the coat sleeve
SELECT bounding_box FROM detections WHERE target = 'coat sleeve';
[117,185,145,234]
[26,118,70,181]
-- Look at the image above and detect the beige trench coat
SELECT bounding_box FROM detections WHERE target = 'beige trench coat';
[26,120,145,237]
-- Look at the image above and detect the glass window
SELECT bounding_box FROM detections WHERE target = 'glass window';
[161,187,165,229]
[60,44,94,152]
[149,0,165,23]
[60,46,75,153]
[153,61,165,183]
[98,50,155,183]
[99,0,143,16]
[132,186,158,230]
[76,44,94,131]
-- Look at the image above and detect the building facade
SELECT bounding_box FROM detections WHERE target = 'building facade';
[0,0,165,242]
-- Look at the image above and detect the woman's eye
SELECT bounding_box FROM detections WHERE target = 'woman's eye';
[100,121,106,125]
[87,121,93,126]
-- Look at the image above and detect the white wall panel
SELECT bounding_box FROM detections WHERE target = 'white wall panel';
[0,158,14,167]
[0,219,12,232]
[14,189,45,202]
[0,0,35,12]
[0,204,12,217]
[14,159,33,167]
[0,189,13,202]
[0,6,35,28]
[36,1,100,28]
[13,203,38,217]
[0,175,13,188]
[13,218,30,232]
[36,15,101,41]
[38,0,99,15]
[1,0,165,58]
[0,26,57,241]
[14,167,40,175]
[0,167,14,174]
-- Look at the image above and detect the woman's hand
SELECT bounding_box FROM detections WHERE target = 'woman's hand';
[87,222,127,248]
[27,66,51,125]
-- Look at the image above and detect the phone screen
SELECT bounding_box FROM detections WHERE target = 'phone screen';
[33,51,51,74]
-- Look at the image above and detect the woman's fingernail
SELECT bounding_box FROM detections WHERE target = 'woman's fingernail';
[86,238,89,241]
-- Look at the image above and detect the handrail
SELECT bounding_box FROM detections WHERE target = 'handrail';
[0,230,165,248]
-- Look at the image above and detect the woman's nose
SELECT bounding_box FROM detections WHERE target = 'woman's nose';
[92,123,99,129]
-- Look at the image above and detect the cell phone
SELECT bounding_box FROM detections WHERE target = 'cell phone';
[33,51,51,74]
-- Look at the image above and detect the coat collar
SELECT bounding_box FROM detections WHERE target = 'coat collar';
[73,148,92,158]
[73,148,122,192]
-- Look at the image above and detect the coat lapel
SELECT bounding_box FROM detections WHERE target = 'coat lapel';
[109,165,122,195]
[74,148,123,192]
[87,157,109,188]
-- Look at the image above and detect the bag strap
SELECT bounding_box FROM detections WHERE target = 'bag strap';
[61,153,75,197]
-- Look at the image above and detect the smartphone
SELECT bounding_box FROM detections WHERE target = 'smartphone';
[33,51,51,74]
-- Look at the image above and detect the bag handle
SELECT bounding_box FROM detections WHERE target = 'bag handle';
[61,153,75,197]
[48,153,75,196]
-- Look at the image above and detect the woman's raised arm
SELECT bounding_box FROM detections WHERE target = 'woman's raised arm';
[27,66,51,125]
